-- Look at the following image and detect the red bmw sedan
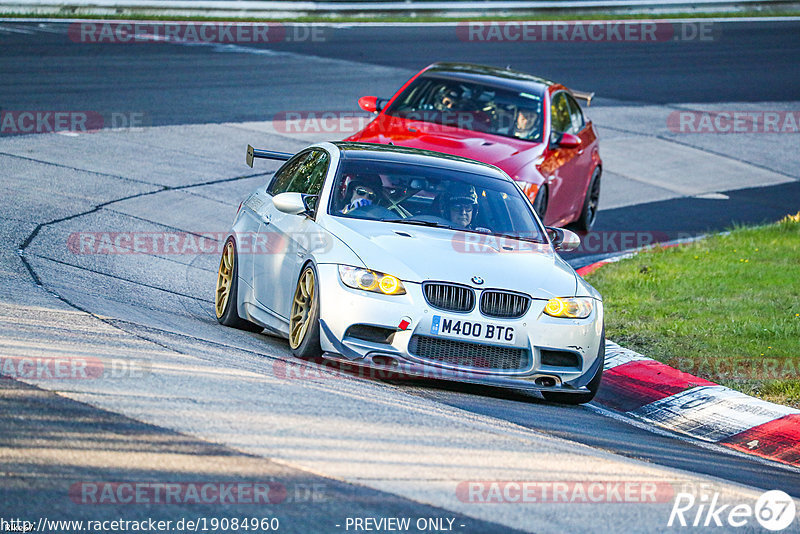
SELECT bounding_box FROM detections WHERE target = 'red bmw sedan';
[345,62,602,230]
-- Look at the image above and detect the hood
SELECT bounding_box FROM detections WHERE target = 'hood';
[320,216,578,300]
[354,115,544,178]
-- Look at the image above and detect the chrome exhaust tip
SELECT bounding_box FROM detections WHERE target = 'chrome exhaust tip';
[534,376,557,388]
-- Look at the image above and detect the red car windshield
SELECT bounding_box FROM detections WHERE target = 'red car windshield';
[383,76,545,142]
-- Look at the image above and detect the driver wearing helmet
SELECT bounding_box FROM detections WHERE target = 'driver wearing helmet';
[440,183,483,229]
[433,86,462,112]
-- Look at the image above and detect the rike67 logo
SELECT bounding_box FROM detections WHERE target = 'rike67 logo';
[668,489,796,531]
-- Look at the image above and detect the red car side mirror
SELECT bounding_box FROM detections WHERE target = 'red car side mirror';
[558,133,582,148]
[358,96,380,114]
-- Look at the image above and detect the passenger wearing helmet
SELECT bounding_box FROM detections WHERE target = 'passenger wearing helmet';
[513,108,541,140]
[441,183,479,228]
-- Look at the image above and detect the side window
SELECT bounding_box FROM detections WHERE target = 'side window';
[549,92,572,134]
[267,150,329,197]
[268,152,312,195]
[565,94,585,134]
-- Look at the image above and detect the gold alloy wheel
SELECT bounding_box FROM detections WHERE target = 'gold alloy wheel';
[289,267,315,349]
[215,241,235,318]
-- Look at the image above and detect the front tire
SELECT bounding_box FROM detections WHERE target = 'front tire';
[289,263,322,359]
[574,168,601,232]
[215,237,262,332]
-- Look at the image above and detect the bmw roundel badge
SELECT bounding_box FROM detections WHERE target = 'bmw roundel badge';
[472,276,484,285]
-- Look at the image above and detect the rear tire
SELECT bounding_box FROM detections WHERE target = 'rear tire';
[215,237,262,332]
[289,263,322,359]
[574,168,601,232]
[542,336,604,405]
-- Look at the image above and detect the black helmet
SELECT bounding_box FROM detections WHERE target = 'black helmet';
[343,174,383,204]
[440,183,479,217]
[434,86,461,111]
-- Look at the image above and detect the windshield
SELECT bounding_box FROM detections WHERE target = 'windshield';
[328,157,546,243]
[383,76,545,142]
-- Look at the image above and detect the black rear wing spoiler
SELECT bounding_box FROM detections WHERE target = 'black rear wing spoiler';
[246,144,292,168]
[570,90,595,107]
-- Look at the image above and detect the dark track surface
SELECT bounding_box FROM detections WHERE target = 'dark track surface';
[1,20,800,125]
[258,21,800,104]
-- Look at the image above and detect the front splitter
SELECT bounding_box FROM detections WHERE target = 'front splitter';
[319,352,591,395]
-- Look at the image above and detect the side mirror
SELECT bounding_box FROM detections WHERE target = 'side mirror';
[557,133,582,149]
[358,96,380,114]
[546,227,581,252]
[273,192,315,216]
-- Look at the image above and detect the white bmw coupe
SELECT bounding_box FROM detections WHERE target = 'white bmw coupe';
[215,142,604,403]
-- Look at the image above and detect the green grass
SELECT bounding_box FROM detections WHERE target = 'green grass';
[585,213,800,408]
[2,10,800,22]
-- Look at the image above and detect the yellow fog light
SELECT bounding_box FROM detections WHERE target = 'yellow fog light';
[545,298,567,317]
[339,265,406,296]
[544,297,593,319]
[379,274,402,295]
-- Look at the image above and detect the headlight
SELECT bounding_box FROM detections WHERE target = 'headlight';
[338,265,406,296]
[543,297,593,319]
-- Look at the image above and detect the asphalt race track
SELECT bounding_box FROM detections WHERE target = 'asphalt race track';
[1,19,800,533]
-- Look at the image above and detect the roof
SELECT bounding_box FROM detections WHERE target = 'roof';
[419,62,555,95]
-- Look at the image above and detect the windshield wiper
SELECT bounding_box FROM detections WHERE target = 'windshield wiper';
[382,220,543,242]
[382,218,453,229]
[489,232,545,244]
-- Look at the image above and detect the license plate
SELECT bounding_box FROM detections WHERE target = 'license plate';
[430,315,516,345]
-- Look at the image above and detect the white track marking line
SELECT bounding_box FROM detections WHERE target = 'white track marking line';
[631,386,800,442]
[586,402,800,475]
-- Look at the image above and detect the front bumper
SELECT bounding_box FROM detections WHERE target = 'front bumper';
[316,263,604,394]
